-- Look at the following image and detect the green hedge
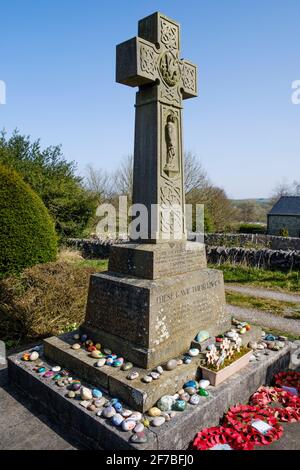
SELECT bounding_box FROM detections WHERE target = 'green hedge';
[239,223,266,234]
[0,164,57,278]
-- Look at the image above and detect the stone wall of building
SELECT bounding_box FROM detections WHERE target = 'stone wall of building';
[267,215,300,238]
[204,232,300,251]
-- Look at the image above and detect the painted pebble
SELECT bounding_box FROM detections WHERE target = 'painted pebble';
[80,387,93,400]
[188,348,199,357]
[157,395,175,412]
[199,388,209,397]
[44,370,55,378]
[184,387,197,395]
[195,330,210,343]
[148,407,161,417]
[103,348,112,355]
[127,371,139,380]
[121,362,133,371]
[131,411,142,421]
[91,350,102,359]
[95,358,106,367]
[190,394,200,405]
[156,366,164,374]
[165,359,177,371]
[142,375,153,383]
[179,392,190,402]
[87,404,97,412]
[183,356,192,364]
[114,402,123,413]
[111,413,124,426]
[122,409,132,418]
[152,416,165,427]
[51,366,61,372]
[199,379,210,389]
[130,432,147,444]
[150,372,160,380]
[94,397,106,407]
[133,422,144,433]
[80,400,90,408]
[72,343,81,350]
[122,418,136,432]
[73,333,80,340]
[30,351,39,361]
[184,380,197,389]
[102,406,116,418]
[173,400,186,411]
[92,388,102,399]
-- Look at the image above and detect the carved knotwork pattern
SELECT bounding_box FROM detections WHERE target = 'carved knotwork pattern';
[160,86,181,105]
[160,180,182,234]
[160,20,178,51]
[140,45,156,76]
[182,63,196,93]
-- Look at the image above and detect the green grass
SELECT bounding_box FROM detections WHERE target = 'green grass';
[74,259,108,271]
[226,291,300,319]
[210,263,300,292]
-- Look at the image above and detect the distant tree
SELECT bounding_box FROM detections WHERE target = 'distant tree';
[184,151,209,195]
[271,180,300,202]
[85,164,112,204]
[0,130,96,239]
[112,155,133,204]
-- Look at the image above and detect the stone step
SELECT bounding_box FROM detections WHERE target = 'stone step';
[43,332,203,412]
[8,344,291,450]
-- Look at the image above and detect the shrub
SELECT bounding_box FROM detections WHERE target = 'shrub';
[239,223,266,234]
[0,130,97,239]
[0,260,96,347]
[0,164,57,278]
[279,228,289,237]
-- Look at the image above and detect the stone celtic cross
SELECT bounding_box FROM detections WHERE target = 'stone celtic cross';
[116,12,197,243]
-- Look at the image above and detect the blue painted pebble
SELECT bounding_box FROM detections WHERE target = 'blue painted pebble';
[184,380,197,389]
[92,388,102,399]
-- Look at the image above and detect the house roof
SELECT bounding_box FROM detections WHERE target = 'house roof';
[268,196,300,216]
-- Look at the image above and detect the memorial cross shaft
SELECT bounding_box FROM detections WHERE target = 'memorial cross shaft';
[116,12,198,243]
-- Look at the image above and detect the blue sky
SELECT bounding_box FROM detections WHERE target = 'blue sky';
[0,0,299,198]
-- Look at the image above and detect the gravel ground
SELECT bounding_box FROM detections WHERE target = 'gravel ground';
[227,304,300,335]
[226,284,300,303]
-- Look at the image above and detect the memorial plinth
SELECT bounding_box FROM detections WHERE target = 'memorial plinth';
[82,247,229,370]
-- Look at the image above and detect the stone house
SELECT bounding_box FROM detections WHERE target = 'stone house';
[267,196,300,237]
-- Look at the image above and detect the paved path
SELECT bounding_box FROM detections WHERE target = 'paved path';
[225,284,300,303]
[0,365,82,450]
[227,305,300,335]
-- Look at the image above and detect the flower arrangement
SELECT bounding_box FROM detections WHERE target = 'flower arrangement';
[205,338,250,371]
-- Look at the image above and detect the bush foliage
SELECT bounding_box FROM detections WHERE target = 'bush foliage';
[239,223,266,234]
[0,164,57,278]
[0,260,96,347]
[0,130,96,238]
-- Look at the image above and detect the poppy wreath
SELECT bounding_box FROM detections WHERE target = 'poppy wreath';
[191,425,255,451]
[273,371,300,393]
[250,386,300,422]
[223,404,283,447]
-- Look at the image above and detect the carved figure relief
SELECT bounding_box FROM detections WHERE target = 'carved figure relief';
[164,113,177,172]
